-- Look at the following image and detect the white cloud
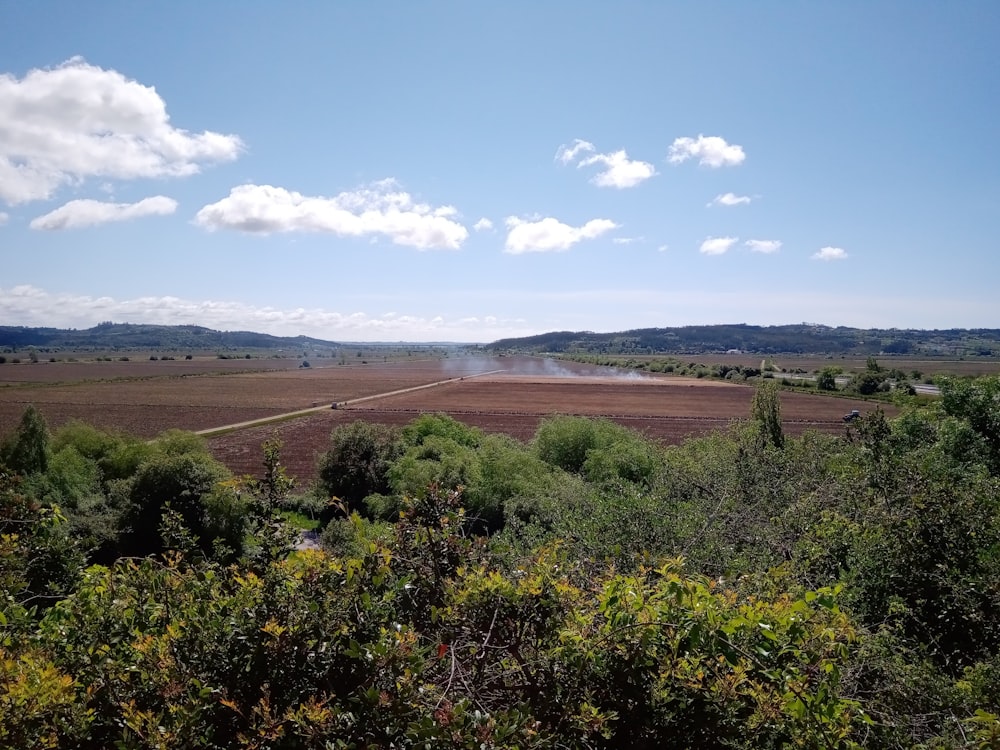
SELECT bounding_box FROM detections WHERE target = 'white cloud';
[578,149,656,188]
[473,217,493,232]
[0,285,535,342]
[657,244,669,252]
[812,246,848,261]
[558,139,655,188]
[745,239,782,254]
[612,236,643,245]
[699,236,739,255]
[30,196,177,230]
[504,216,618,254]
[0,212,7,225]
[0,58,243,205]
[195,180,469,250]
[555,138,595,164]
[668,135,745,167]
[707,192,752,207]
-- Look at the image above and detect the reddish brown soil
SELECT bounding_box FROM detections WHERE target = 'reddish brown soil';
[207,373,886,484]
[0,356,307,384]
[0,355,891,485]
[0,358,499,437]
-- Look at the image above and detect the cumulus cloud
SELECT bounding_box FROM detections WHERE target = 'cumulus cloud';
[0,285,535,342]
[812,246,848,261]
[30,196,177,230]
[473,217,493,232]
[555,138,595,164]
[668,135,745,167]
[558,139,655,188]
[195,180,469,250]
[504,216,618,254]
[699,236,739,255]
[707,192,751,207]
[745,239,781,254]
[577,149,656,188]
[0,58,243,205]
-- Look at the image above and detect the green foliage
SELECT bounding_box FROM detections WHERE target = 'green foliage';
[5,385,1000,746]
[389,434,482,500]
[315,421,403,514]
[1,405,51,475]
[118,440,231,558]
[401,412,483,448]
[750,377,785,448]
[2,508,865,748]
[817,366,840,391]
[533,415,645,475]
[850,371,884,396]
[939,375,1000,475]
[0,473,85,617]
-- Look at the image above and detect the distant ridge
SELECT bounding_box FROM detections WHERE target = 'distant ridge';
[487,324,1000,357]
[0,323,342,351]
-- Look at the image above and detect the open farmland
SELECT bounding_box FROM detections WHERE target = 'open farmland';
[1,355,889,483]
[207,365,886,483]
[0,356,307,384]
[0,357,498,438]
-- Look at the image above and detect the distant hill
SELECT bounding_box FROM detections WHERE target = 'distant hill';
[488,324,1000,357]
[0,323,343,351]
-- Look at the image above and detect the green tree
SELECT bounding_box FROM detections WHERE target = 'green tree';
[851,372,883,396]
[2,405,51,475]
[817,366,840,391]
[939,375,1000,476]
[316,421,404,515]
[751,378,785,448]
[401,413,482,448]
[118,442,230,558]
[533,415,633,474]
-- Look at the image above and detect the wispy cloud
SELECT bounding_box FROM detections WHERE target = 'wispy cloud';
[668,135,745,167]
[812,246,848,261]
[707,192,751,207]
[657,244,669,253]
[558,139,655,188]
[612,236,644,245]
[699,236,739,255]
[745,239,781,254]
[30,196,177,230]
[0,285,535,342]
[473,217,493,232]
[555,138,595,164]
[195,179,469,250]
[504,216,618,254]
[0,212,7,226]
[0,58,242,205]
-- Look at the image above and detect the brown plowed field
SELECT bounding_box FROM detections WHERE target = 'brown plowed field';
[0,358,500,437]
[207,371,886,484]
[1,355,891,485]
[0,356,307,384]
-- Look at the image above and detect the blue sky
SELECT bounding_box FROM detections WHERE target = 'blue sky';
[1,2,997,342]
